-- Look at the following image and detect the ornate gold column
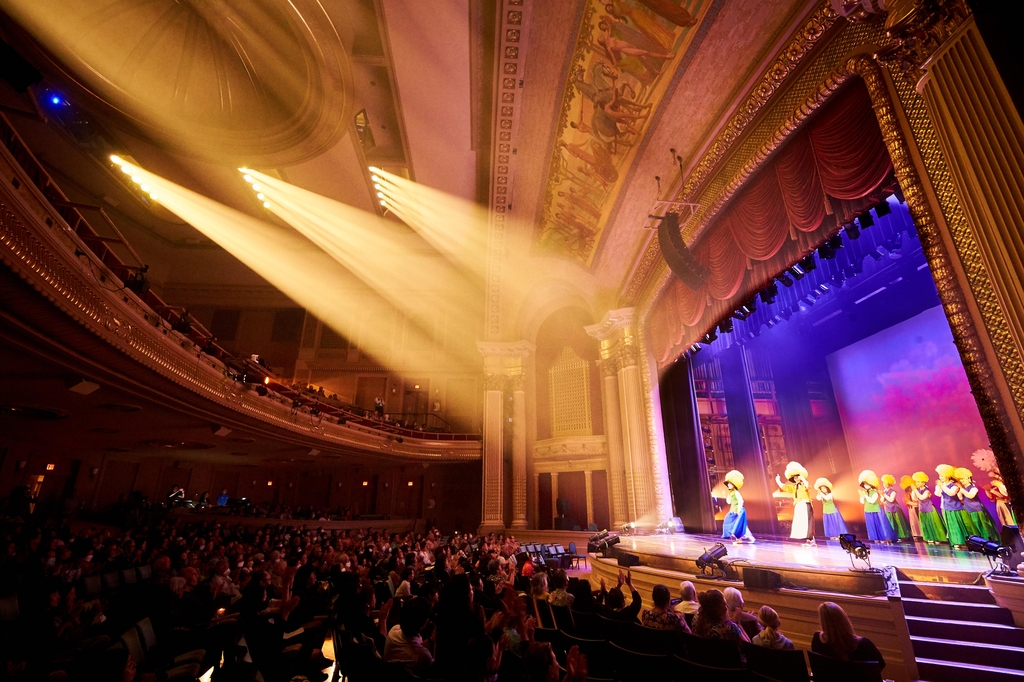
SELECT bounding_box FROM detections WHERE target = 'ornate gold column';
[587,308,672,524]
[584,469,594,529]
[550,471,559,522]
[588,315,631,525]
[510,373,529,530]
[879,1,1024,507]
[477,341,534,533]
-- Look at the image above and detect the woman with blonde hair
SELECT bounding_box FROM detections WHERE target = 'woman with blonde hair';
[751,605,794,650]
[812,602,885,669]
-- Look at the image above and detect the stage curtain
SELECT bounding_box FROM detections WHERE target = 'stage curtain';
[809,85,892,201]
[648,80,895,366]
[726,167,791,260]
[774,136,827,232]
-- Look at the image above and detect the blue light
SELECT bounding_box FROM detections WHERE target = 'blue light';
[50,96,61,105]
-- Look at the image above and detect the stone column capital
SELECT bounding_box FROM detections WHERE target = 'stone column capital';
[874,0,971,82]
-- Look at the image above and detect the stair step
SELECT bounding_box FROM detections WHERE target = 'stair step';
[911,635,1024,670]
[916,657,1024,682]
[901,597,1015,625]
[906,616,1024,647]
[898,579,996,604]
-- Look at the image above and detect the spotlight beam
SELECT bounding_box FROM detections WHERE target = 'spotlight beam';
[114,159,471,369]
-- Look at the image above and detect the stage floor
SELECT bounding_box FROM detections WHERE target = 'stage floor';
[615,532,993,579]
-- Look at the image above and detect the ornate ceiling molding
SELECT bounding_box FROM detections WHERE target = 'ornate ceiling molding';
[484,0,532,340]
[621,1,841,307]
[477,340,536,359]
[4,0,354,166]
[584,307,635,341]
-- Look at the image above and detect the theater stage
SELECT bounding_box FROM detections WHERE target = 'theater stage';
[601,532,994,593]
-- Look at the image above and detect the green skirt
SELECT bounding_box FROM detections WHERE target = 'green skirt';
[944,509,977,546]
[886,510,913,540]
[919,510,948,543]
[969,509,1000,542]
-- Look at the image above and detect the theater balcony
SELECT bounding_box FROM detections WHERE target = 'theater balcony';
[0,111,482,466]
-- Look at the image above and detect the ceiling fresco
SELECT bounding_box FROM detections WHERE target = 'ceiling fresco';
[534,0,714,266]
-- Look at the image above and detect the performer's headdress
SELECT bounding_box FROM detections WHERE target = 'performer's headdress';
[935,464,955,479]
[858,470,880,489]
[813,477,832,492]
[953,467,973,484]
[900,475,914,490]
[881,474,896,486]
[724,470,744,489]
[912,471,929,484]
[784,461,807,480]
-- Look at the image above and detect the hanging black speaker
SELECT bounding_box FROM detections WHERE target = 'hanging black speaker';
[658,211,709,290]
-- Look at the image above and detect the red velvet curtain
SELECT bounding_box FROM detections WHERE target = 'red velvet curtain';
[650,81,894,365]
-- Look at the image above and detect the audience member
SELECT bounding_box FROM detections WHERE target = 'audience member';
[641,584,690,631]
[812,602,885,669]
[597,571,642,623]
[548,569,574,607]
[383,596,434,676]
[674,580,699,614]
[724,586,762,639]
[750,605,795,650]
[691,589,750,641]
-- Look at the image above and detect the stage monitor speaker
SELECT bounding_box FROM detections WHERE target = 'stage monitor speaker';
[658,211,710,290]
[743,567,783,590]
[617,552,641,567]
[556,498,571,515]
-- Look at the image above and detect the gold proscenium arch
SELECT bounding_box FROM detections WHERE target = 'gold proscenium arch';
[637,52,1024,517]
[2,0,354,166]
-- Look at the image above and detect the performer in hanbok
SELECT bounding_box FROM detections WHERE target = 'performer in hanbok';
[721,469,755,544]
[859,470,897,543]
[814,478,847,539]
[901,475,923,540]
[956,467,1000,542]
[776,462,814,546]
[989,472,1018,529]
[881,474,913,541]
[936,464,976,549]
[912,471,947,544]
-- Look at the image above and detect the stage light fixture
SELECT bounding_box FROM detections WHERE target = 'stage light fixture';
[965,535,1014,575]
[589,529,610,544]
[701,328,718,344]
[839,533,876,572]
[859,211,875,228]
[828,235,844,251]
[875,200,891,217]
[696,543,729,577]
[254,385,268,397]
[844,222,861,239]
[718,318,734,334]
[689,343,702,354]
[777,272,794,287]
[337,416,346,425]
[799,255,817,272]
[760,283,778,305]
[788,265,805,280]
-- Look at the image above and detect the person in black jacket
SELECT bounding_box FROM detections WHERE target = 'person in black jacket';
[597,570,642,623]
[811,601,885,670]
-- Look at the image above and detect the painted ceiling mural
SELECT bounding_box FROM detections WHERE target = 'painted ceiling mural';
[535,0,712,266]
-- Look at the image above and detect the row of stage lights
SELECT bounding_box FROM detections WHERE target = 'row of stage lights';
[687,199,893,355]
[370,167,389,207]
[109,155,158,202]
[239,170,271,208]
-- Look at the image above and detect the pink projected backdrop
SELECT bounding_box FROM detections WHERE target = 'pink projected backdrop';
[827,306,993,514]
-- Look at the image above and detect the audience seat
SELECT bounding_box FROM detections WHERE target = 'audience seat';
[597,614,633,645]
[740,642,809,682]
[807,651,883,682]
[550,603,574,632]
[570,609,600,638]
[609,642,670,681]
[0,594,18,622]
[102,571,121,590]
[680,631,743,669]
[82,574,102,597]
[137,564,153,581]
[562,632,612,672]
[120,627,201,682]
[629,624,684,656]
[136,616,207,668]
[672,654,751,682]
